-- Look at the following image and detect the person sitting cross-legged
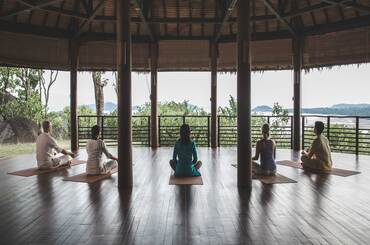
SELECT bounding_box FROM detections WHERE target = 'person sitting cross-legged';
[36,120,75,170]
[301,121,333,172]
[86,125,118,175]
[252,123,277,176]
[170,124,202,177]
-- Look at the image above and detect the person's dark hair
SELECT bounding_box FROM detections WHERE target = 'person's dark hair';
[42,120,51,132]
[262,123,270,138]
[91,125,100,140]
[314,121,325,135]
[180,124,191,144]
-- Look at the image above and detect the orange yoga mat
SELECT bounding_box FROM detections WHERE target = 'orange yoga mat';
[169,174,203,185]
[276,160,361,177]
[63,168,118,183]
[230,164,297,184]
[8,159,86,177]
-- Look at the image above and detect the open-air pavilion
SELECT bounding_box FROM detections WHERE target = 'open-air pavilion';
[1,0,370,244]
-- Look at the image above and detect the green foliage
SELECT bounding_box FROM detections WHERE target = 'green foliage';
[218,95,237,116]
[135,100,207,116]
[271,102,289,127]
[0,93,43,122]
[0,67,44,121]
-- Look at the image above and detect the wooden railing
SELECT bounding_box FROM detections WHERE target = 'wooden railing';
[77,114,370,155]
[218,115,293,148]
[302,115,370,155]
[159,115,210,146]
[78,115,150,147]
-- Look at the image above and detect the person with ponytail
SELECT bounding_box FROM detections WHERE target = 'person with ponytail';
[170,124,202,177]
[252,123,277,175]
[86,125,118,175]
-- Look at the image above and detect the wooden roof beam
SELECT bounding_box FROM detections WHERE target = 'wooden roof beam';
[1,0,62,18]
[76,0,107,36]
[214,0,238,42]
[319,0,370,15]
[133,0,155,42]
[260,0,297,37]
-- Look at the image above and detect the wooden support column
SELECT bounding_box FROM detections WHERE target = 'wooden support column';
[150,42,159,148]
[237,0,252,188]
[210,41,218,148]
[117,0,133,188]
[292,35,303,151]
[69,40,79,153]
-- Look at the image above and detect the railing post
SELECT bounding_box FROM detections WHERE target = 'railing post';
[183,115,186,125]
[356,116,359,155]
[158,116,161,146]
[267,116,270,125]
[77,116,80,148]
[208,116,210,147]
[290,116,293,149]
[217,116,220,147]
[148,116,151,147]
[327,116,330,141]
[101,116,104,140]
[301,116,305,150]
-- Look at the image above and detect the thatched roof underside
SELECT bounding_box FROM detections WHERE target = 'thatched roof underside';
[0,0,369,71]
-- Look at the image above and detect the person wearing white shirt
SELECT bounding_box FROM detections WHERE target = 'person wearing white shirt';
[86,125,118,175]
[36,121,75,170]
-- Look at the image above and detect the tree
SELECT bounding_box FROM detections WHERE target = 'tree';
[271,102,289,126]
[15,68,42,101]
[92,71,108,117]
[218,95,237,116]
[40,70,58,117]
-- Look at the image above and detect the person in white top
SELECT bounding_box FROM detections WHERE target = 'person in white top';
[86,125,118,175]
[36,121,75,169]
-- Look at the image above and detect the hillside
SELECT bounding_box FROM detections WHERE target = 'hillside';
[252,104,370,116]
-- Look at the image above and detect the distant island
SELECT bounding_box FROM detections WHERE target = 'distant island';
[253,104,370,116]
[82,102,370,116]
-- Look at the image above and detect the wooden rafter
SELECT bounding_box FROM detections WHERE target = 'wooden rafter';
[77,0,107,36]
[320,0,370,15]
[134,0,155,41]
[201,0,205,36]
[176,0,180,36]
[260,0,297,37]
[188,0,192,36]
[1,0,62,18]
[55,0,66,28]
[214,0,237,42]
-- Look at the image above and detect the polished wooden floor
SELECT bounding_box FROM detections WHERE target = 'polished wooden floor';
[1,147,370,245]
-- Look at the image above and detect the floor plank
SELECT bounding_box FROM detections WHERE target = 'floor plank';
[0,147,370,244]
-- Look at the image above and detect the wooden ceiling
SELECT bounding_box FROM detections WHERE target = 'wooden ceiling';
[0,0,370,43]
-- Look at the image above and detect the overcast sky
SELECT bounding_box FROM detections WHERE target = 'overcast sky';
[46,64,370,112]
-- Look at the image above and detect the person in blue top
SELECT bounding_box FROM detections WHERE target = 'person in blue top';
[252,123,277,176]
[169,124,202,177]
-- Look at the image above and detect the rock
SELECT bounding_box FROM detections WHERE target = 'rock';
[0,121,15,144]
[8,117,39,143]
[0,117,39,144]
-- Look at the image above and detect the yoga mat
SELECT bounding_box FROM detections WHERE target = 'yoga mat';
[230,164,297,184]
[63,168,118,183]
[169,174,203,185]
[8,159,86,177]
[276,160,361,177]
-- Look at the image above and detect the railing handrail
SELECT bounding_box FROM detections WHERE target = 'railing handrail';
[78,115,150,118]
[159,115,210,118]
